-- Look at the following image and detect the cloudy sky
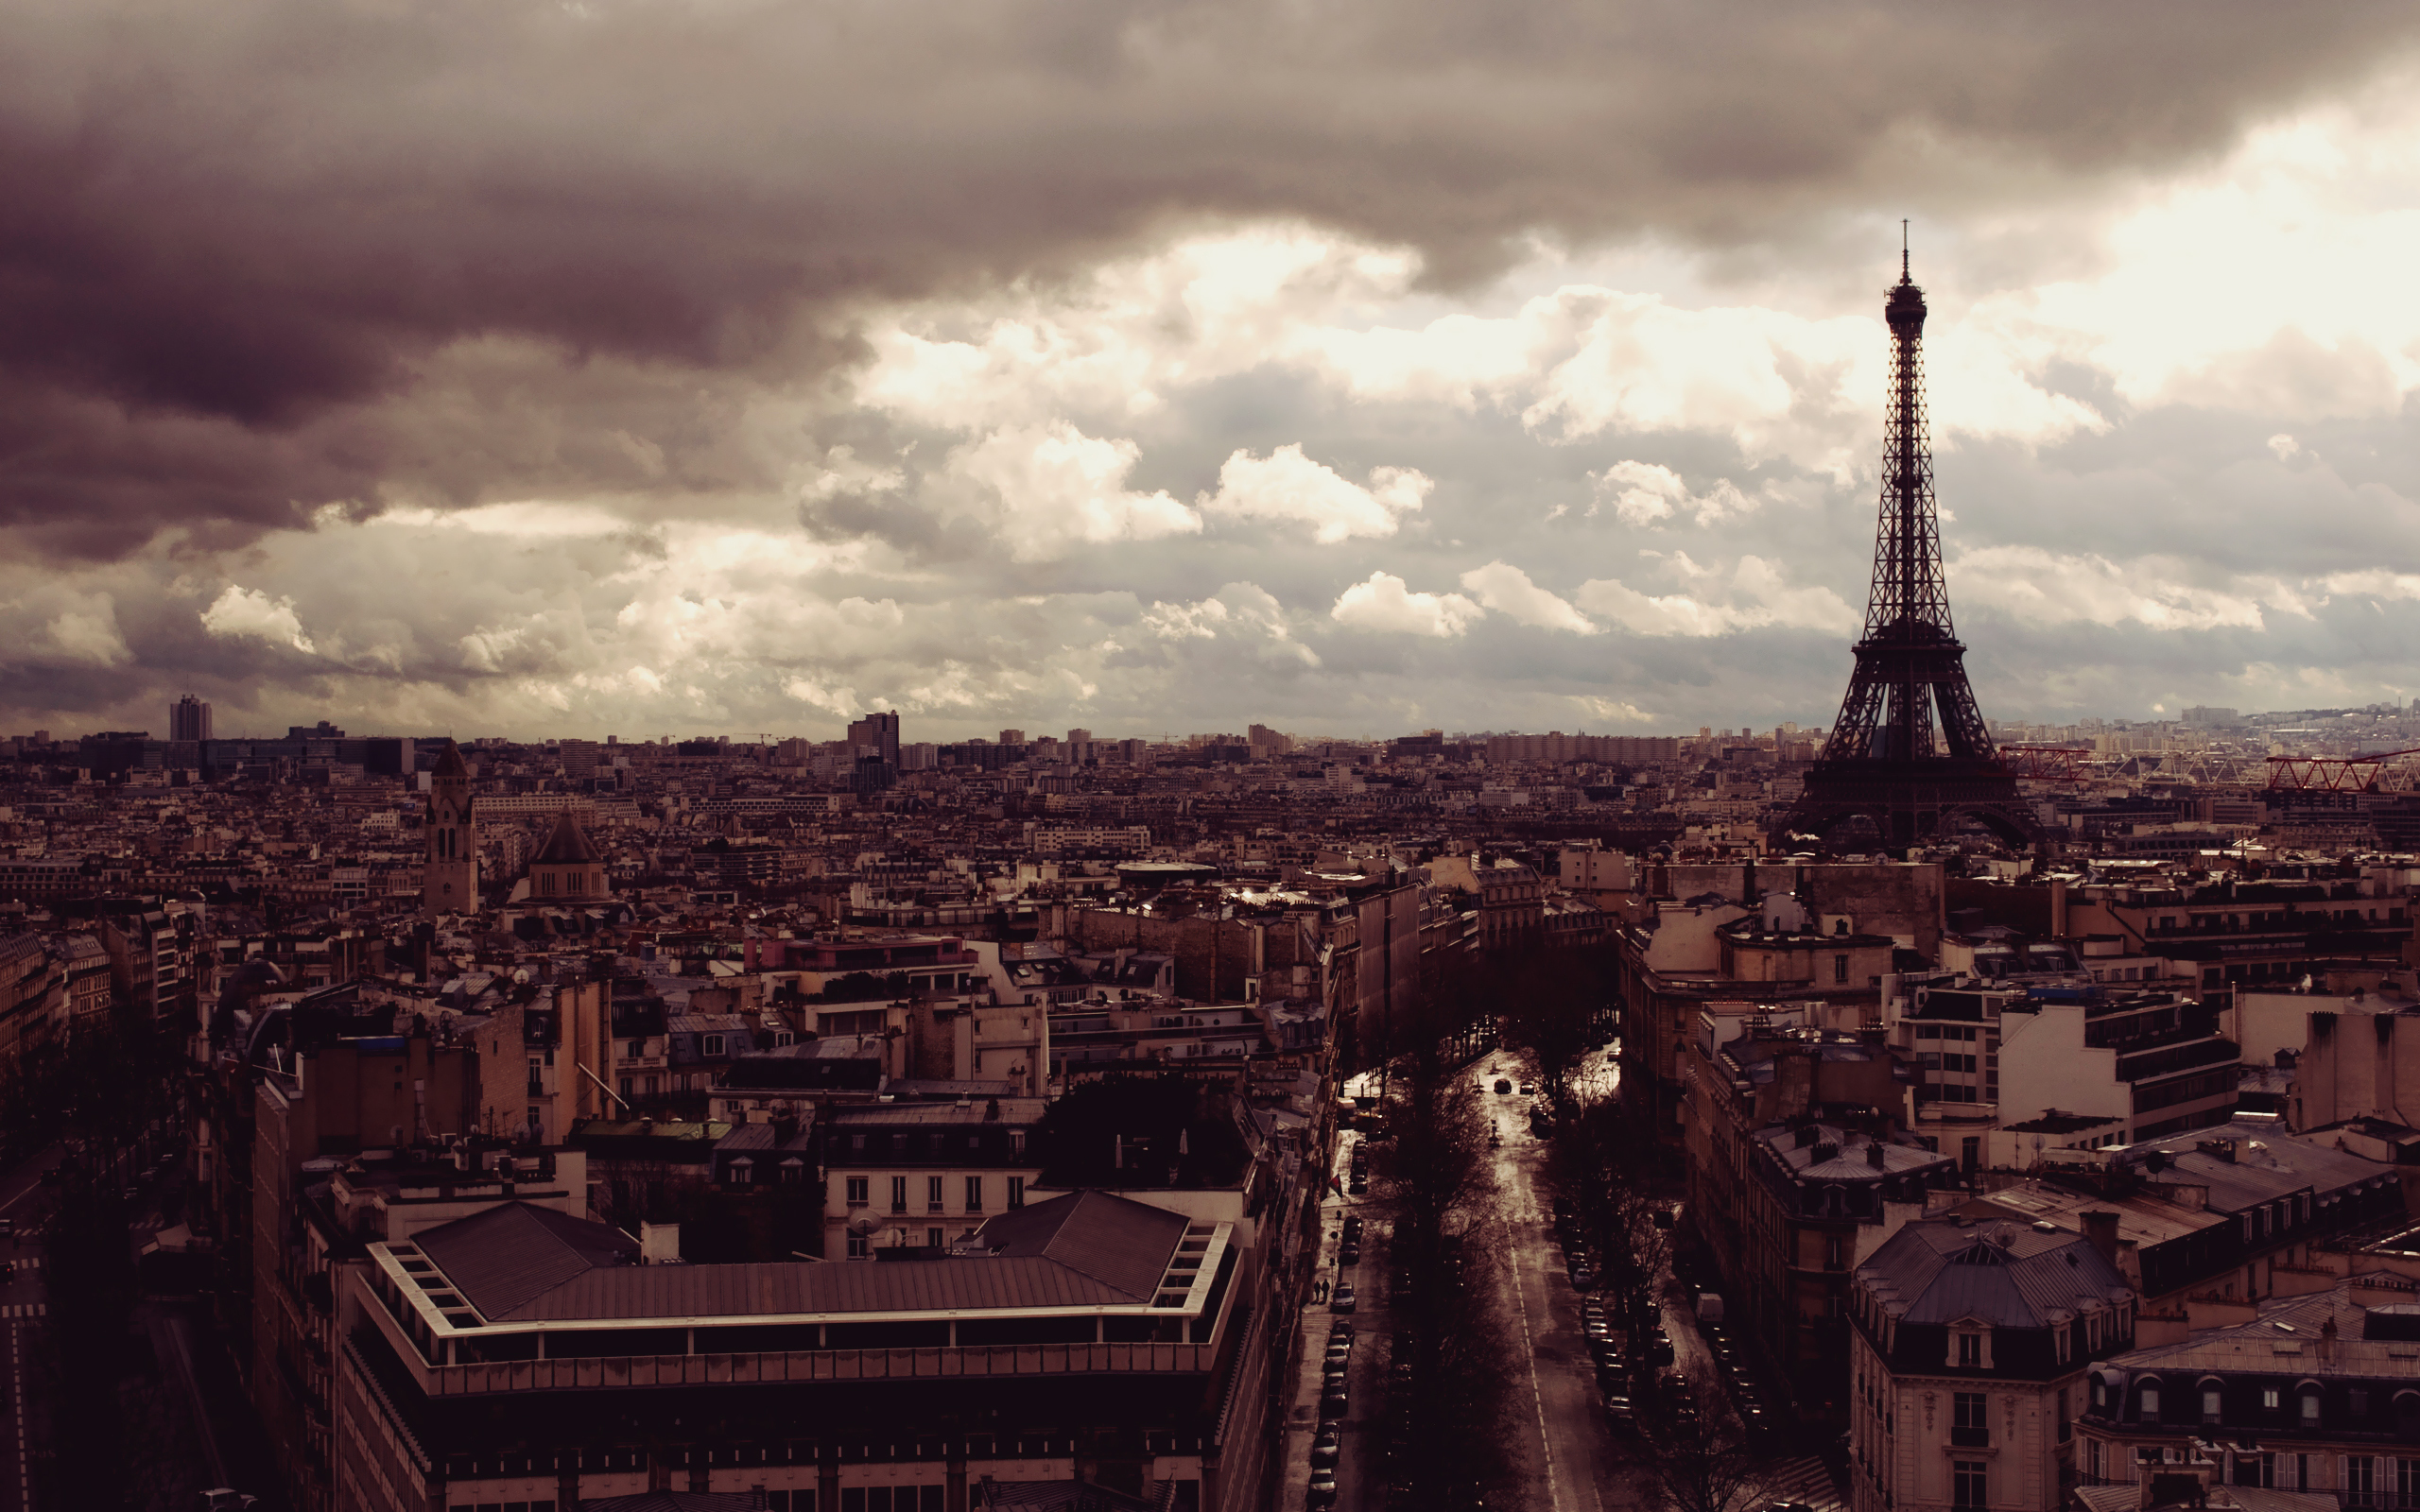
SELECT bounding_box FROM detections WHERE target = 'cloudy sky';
[9,1,2420,743]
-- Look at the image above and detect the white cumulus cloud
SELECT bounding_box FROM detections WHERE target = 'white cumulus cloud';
[1329,572,1484,638]
[1458,561,1598,633]
[1575,556,1856,638]
[1201,445,1431,543]
[946,422,1201,560]
[200,584,316,652]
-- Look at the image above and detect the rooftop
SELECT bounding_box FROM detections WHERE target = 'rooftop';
[1857,1217,2133,1327]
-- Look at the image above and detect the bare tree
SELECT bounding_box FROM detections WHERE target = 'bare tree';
[1548,1090,1674,1341]
[1372,1017,1519,1512]
[1637,1375,1786,1512]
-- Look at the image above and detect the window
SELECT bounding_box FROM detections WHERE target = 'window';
[1957,1333,1982,1368]
[1007,1177,1026,1210]
[2141,1384,2162,1422]
[2345,1456,2375,1508]
[2302,1390,2322,1426]
[1953,1392,1989,1448]
[618,1076,633,1099]
[965,1176,984,1211]
[643,1074,660,1096]
[527,1057,544,1094]
[846,1234,868,1260]
[890,1176,908,1213]
[926,1228,944,1249]
[1953,1462,1987,1510]
[1834,954,1850,983]
[2204,1384,2223,1421]
[1825,1235,1844,1269]
[926,1176,945,1212]
[703,1034,725,1057]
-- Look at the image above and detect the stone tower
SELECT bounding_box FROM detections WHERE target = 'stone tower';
[423,739,479,916]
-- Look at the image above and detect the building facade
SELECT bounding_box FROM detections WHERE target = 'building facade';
[1848,1218,2135,1512]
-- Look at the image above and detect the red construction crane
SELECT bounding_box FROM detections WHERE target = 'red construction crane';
[2265,748,2420,793]
[2000,745,2092,782]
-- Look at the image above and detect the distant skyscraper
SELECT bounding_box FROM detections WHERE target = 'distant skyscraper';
[998,728,1026,747]
[169,693,212,742]
[847,711,900,765]
[1065,728,1093,745]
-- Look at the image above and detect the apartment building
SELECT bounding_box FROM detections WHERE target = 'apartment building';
[334,1192,1256,1512]
[2075,1271,2420,1503]
[820,1098,1044,1259]
[1847,1217,2135,1512]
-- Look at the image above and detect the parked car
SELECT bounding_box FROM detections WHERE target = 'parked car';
[1329,1319,1354,1339]
[1493,1078,1512,1093]
[1320,1390,1349,1420]
[1339,1243,1360,1265]
[1331,1284,1357,1313]
[1307,1469,1340,1508]
[1519,1081,1535,1094]
[1310,1427,1342,1468]
[200,1494,261,1512]
[1602,1394,1636,1431]
[1342,1215,1364,1240]
[1648,1330,1675,1366]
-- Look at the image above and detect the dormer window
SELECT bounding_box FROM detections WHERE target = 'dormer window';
[703,1034,725,1057]
[1949,1326,1992,1369]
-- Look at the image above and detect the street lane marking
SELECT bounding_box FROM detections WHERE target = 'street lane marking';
[1506,1160,1563,1512]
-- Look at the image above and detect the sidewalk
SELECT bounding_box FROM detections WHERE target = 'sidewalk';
[1274,1130,1388,1512]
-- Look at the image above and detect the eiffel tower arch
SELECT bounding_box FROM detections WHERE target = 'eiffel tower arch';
[1786,251,2032,850]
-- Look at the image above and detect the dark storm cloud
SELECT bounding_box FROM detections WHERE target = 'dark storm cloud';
[6,0,2418,555]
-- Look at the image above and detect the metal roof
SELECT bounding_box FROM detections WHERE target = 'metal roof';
[404,1190,1199,1327]
[2102,1272,2420,1381]
[414,1204,639,1319]
[1856,1218,2131,1326]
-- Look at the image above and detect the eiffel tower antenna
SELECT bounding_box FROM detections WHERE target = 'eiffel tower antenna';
[1785,243,2031,851]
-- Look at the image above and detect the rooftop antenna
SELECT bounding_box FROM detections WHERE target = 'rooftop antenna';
[1901,219,1910,282]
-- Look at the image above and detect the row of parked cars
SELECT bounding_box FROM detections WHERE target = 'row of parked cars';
[1305,1318,1357,1506]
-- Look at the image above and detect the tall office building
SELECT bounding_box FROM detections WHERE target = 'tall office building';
[847,710,901,765]
[169,693,213,742]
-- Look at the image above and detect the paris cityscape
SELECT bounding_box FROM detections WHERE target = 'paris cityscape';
[9,9,2420,1512]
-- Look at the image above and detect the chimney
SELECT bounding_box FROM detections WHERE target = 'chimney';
[1812,1142,1841,1165]
[2081,1211,2120,1269]
[1867,1141,1887,1169]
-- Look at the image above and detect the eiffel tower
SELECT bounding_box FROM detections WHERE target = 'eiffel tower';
[1787,245,2031,850]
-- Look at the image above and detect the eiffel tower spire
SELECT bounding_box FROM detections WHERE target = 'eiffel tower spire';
[1786,248,2031,850]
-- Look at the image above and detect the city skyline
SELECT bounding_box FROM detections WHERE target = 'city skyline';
[9,9,2420,741]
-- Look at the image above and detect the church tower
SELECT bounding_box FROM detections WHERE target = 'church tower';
[424,739,479,916]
